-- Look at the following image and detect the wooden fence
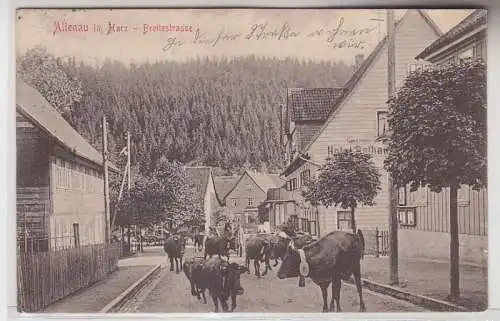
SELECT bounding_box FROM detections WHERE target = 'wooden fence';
[17,242,122,312]
[363,229,389,257]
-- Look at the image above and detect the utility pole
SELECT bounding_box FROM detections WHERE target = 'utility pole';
[127,132,131,190]
[102,116,111,244]
[387,9,399,285]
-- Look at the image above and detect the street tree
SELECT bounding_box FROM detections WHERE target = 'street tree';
[303,150,381,234]
[383,59,486,301]
[153,158,204,230]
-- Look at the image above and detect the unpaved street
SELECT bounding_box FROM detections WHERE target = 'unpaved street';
[133,247,427,313]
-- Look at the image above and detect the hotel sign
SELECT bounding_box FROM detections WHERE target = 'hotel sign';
[327,138,389,157]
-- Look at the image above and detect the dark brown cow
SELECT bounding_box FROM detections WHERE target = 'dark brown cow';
[270,232,314,266]
[245,234,273,277]
[197,257,248,312]
[277,230,366,312]
[183,257,207,304]
[164,235,186,273]
[204,235,232,260]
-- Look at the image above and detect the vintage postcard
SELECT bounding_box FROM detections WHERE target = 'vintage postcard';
[15,8,487,314]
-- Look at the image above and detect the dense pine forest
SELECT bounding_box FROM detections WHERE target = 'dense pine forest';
[18,47,354,176]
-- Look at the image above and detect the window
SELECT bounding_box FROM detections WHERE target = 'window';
[290,215,299,231]
[398,207,416,227]
[398,186,407,206]
[299,169,311,187]
[232,198,238,208]
[458,47,473,61]
[376,111,388,137]
[457,184,471,206]
[73,223,80,247]
[473,41,485,60]
[415,184,428,206]
[337,211,352,231]
[248,198,253,207]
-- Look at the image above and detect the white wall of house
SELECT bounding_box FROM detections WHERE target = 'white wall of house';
[50,154,106,249]
[285,10,441,235]
[204,173,216,233]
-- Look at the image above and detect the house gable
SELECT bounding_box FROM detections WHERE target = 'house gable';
[306,9,442,165]
[282,9,442,232]
[284,10,441,169]
[225,172,267,213]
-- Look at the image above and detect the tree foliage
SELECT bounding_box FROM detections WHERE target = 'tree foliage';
[116,159,204,229]
[303,150,381,209]
[383,59,487,192]
[17,46,83,116]
[17,47,353,176]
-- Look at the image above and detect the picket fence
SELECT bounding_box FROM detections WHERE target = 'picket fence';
[17,242,122,312]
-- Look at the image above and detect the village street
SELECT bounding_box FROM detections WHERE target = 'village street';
[132,246,427,313]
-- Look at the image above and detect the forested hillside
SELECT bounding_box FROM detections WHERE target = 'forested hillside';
[18,47,354,175]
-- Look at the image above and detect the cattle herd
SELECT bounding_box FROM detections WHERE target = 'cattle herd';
[163,229,366,313]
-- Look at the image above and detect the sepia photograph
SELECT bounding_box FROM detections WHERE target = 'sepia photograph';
[14,8,487,314]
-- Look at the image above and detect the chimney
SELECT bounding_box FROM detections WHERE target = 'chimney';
[354,54,364,70]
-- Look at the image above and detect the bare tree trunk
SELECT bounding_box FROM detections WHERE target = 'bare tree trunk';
[350,206,357,234]
[449,185,460,300]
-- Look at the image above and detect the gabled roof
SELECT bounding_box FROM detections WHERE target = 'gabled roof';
[288,88,346,122]
[223,171,285,199]
[415,9,486,60]
[185,166,212,205]
[282,10,442,176]
[246,171,285,192]
[213,175,240,203]
[16,79,119,172]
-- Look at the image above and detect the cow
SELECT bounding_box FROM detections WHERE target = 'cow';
[183,257,208,304]
[204,234,233,260]
[197,257,248,312]
[164,234,186,273]
[270,232,314,266]
[245,234,273,277]
[277,230,366,312]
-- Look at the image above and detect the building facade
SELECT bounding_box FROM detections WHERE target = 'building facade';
[185,166,220,234]
[222,171,283,232]
[398,9,487,265]
[281,10,442,237]
[16,79,119,251]
[262,187,320,237]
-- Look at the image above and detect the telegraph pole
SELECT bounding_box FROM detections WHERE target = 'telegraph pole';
[127,132,131,190]
[387,9,399,285]
[102,116,111,244]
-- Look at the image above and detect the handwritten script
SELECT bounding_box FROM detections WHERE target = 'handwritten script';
[162,17,377,53]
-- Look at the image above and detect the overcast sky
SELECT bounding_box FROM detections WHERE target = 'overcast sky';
[16,9,475,66]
